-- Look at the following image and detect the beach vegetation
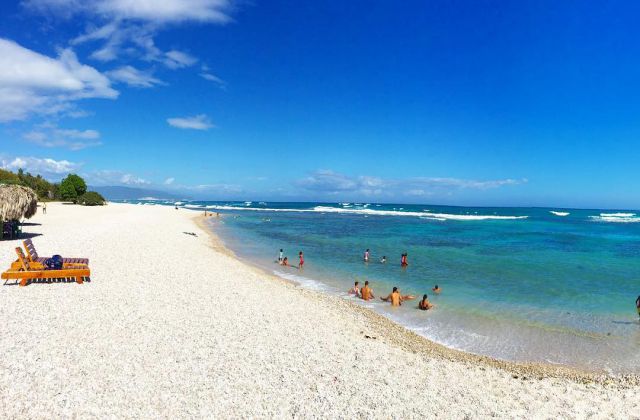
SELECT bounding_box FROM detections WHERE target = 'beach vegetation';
[78,191,106,206]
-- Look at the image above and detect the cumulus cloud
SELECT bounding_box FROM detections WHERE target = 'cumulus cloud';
[106,65,163,88]
[0,38,118,122]
[167,114,214,130]
[1,156,81,178]
[22,123,101,150]
[298,170,527,197]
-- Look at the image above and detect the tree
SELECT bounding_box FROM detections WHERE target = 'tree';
[58,179,78,202]
[61,174,87,196]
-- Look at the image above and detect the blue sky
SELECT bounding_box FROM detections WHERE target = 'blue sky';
[1,0,639,208]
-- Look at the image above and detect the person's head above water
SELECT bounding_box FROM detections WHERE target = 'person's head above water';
[280,249,283,252]
[423,294,428,300]
[365,281,369,286]
[435,284,439,289]
[392,286,398,292]
[354,281,359,286]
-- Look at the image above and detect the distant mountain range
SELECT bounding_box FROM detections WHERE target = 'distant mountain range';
[91,186,190,201]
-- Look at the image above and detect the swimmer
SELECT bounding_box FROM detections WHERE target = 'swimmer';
[361,281,375,301]
[281,257,289,266]
[402,294,416,300]
[381,287,402,306]
[418,294,434,310]
[636,295,640,319]
[278,249,284,263]
[401,253,409,266]
[364,249,370,262]
[432,285,441,294]
[348,281,360,297]
[299,251,304,268]
[380,256,387,263]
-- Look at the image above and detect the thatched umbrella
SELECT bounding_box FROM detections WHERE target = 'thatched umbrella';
[0,184,38,221]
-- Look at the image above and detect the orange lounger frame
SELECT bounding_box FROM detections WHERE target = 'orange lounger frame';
[23,239,89,266]
[2,248,90,287]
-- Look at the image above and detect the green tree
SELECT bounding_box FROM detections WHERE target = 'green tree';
[78,191,106,206]
[59,179,78,202]
[0,169,21,184]
[60,174,87,197]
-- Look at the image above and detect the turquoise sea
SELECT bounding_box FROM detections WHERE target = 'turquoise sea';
[130,200,640,373]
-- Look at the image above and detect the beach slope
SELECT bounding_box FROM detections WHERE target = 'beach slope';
[0,202,637,418]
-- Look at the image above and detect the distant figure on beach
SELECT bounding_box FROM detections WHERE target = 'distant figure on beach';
[418,294,434,310]
[636,295,640,319]
[216,212,220,217]
[175,205,178,210]
[42,202,47,214]
[278,249,284,263]
[380,256,386,263]
[381,287,402,306]
[364,249,370,262]
[432,285,441,294]
[401,253,408,266]
[298,251,304,268]
[348,281,360,297]
[361,281,375,301]
[204,210,208,217]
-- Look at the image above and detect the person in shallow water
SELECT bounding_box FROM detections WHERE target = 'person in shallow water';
[380,256,387,263]
[381,287,403,306]
[278,249,283,263]
[364,249,370,262]
[418,294,434,310]
[298,251,304,268]
[348,281,360,297]
[636,295,640,319]
[360,281,375,301]
[432,285,441,294]
[401,253,408,266]
[281,257,289,266]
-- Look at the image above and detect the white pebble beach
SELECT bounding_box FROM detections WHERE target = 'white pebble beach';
[1,202,638,418]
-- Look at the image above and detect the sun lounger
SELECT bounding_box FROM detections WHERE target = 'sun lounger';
[3,248,90,287]
[23,238,89,265]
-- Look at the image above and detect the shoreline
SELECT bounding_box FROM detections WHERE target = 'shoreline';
[194,213,639,386]
[2,202,638,417]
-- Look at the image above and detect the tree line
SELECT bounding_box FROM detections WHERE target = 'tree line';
[0,168,105,206]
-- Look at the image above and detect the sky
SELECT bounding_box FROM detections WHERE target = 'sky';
[1,0,640,208]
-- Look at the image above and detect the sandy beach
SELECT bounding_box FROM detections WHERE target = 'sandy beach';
[0,202,638,418]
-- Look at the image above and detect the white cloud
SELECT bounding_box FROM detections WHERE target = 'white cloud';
[297,170,527,197]
[1,156,81,178]
[200,67,226,88]
[164,177,175,185]
[0,38,118,122]
[167,114,214,130]
[106,65,163,88]
[164,50,197,69]
[24,0,236,23]
[88,169,150,186]
[22,124,101,150]
[120,173,150,185]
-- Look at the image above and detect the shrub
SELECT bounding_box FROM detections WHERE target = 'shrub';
[58,180,78,202]
[78,191,106,206]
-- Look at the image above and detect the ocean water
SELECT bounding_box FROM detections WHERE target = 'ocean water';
[130,200,640,373]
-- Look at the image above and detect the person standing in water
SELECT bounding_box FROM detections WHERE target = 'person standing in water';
[364,249,370,262]
[636,295,640,320]
[361,281,375,301]
[278,249,284,263]
[380,256,387,263]
[401,253,408,266]
[298,251,304,269]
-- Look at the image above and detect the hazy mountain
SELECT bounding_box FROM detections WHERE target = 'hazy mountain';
[91,186,190,201]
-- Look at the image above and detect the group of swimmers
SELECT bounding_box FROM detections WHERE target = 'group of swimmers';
[348,280,442,311]
[278,249,304,268]
[363,249,408,266]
